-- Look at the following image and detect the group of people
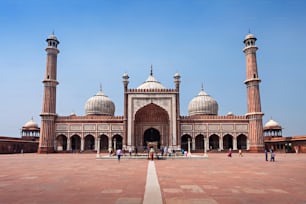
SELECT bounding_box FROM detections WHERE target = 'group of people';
[227,148,276,161]
[108,146,139,160]
[150,146,176,160]
[112,146,276,162]
[111,145,178,161]
[265,148,275,162]
[227,148,243,157]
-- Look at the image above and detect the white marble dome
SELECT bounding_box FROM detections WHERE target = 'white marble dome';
[23,118,39,129]
[243,33,257,45]
[264,119,282,130]
[47,33,59,42]
[85,90,115,116]
[244,33,256,41]
[137,74,166,89]
[188,88,218,116]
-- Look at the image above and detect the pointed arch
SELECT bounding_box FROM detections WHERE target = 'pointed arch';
[112,134,123,150]
[143,128,161,149]
[195,134,204,150]
[223,134,233,150]
[99,134,109,150]
[237,134,247,150]
[70,134,81,151]
[134,103,169,148]
[84,134,95,150]
[56,134,67,151]
[209,134,219,150]
[181,134,192,152]
[135,103,169,123]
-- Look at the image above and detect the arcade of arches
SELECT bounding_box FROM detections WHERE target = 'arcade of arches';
[55,132,247,152]
[181,134,247,152]
[55,134,123,152]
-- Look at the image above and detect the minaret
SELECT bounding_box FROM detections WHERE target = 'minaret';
[174,72,181,148]
[122,72,129,148]
[38,33,60,153]
[243,33,264,152]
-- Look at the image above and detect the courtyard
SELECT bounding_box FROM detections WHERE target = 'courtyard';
[0,153,305,204]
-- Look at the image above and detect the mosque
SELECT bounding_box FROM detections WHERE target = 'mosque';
[37,33,265,154]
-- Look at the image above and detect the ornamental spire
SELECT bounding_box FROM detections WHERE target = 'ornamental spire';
[201,83,204,91]
[99,83,103,92]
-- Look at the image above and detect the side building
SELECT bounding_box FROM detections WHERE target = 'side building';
[0,118,39,154]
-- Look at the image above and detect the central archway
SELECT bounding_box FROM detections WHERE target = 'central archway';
[144,128,160,149]
[134,103,169,150]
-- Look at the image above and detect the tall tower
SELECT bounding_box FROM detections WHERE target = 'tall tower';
[174,72,181,148]
[122,72,129,148]
[38,33,60,153]
[243,33,264,152]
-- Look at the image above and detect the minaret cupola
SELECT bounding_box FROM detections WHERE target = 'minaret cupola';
[243,33,257,49]
[174,72,181,91]
[46,33,60,48]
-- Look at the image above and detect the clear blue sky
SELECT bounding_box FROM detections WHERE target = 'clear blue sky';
[0,0,305,137]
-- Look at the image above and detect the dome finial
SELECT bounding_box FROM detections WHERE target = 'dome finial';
[99,83,102,92]
[150,65,153,76]
[201,83,204,91]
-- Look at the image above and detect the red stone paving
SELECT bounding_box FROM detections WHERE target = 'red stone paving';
[1,153,306,204]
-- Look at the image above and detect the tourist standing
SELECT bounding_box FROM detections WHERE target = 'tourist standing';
[164,146,168,156]
[134,146,138,156]
[270,150,275,162]
[108,147,113,157]
[116,149,122,162]
[227,148,232,157]
[239,149,243,157]
[149,147,155,160]
[265,149,268,161]
[160,147,164,157]
[128,147,132,157]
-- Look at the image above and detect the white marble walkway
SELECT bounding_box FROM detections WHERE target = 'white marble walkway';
[143,161,163,204]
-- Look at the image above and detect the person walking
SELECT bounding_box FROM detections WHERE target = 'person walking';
[265,149,268,161]
[149,147,155,160]
[116,148,122,162]
[134,146,138,156]
[128,147,132,157]
[227,148,232,157]
[270,150,275,162]
[164,146,168,156]
[239,149,243,157]
[160,147,164,157]
[108,147,113,157]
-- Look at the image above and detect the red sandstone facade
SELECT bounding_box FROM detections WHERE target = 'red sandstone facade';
[37,33,265,154]
[38,34,59,153]
[243,34,264,152]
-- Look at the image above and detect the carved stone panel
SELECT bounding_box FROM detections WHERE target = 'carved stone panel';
[195,124,207,131]
[84,124,95,131]
[98,124,110,131]
[222,124,234,131]
[112,125,123,131]
[181,125,192,131]
[70,125,82,131]
[236,124,248,132]
[56,124,68,131]
[208,125,219,131]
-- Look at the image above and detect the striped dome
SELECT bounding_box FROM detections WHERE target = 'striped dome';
[188,88,218,116]
[85,90,115,116]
